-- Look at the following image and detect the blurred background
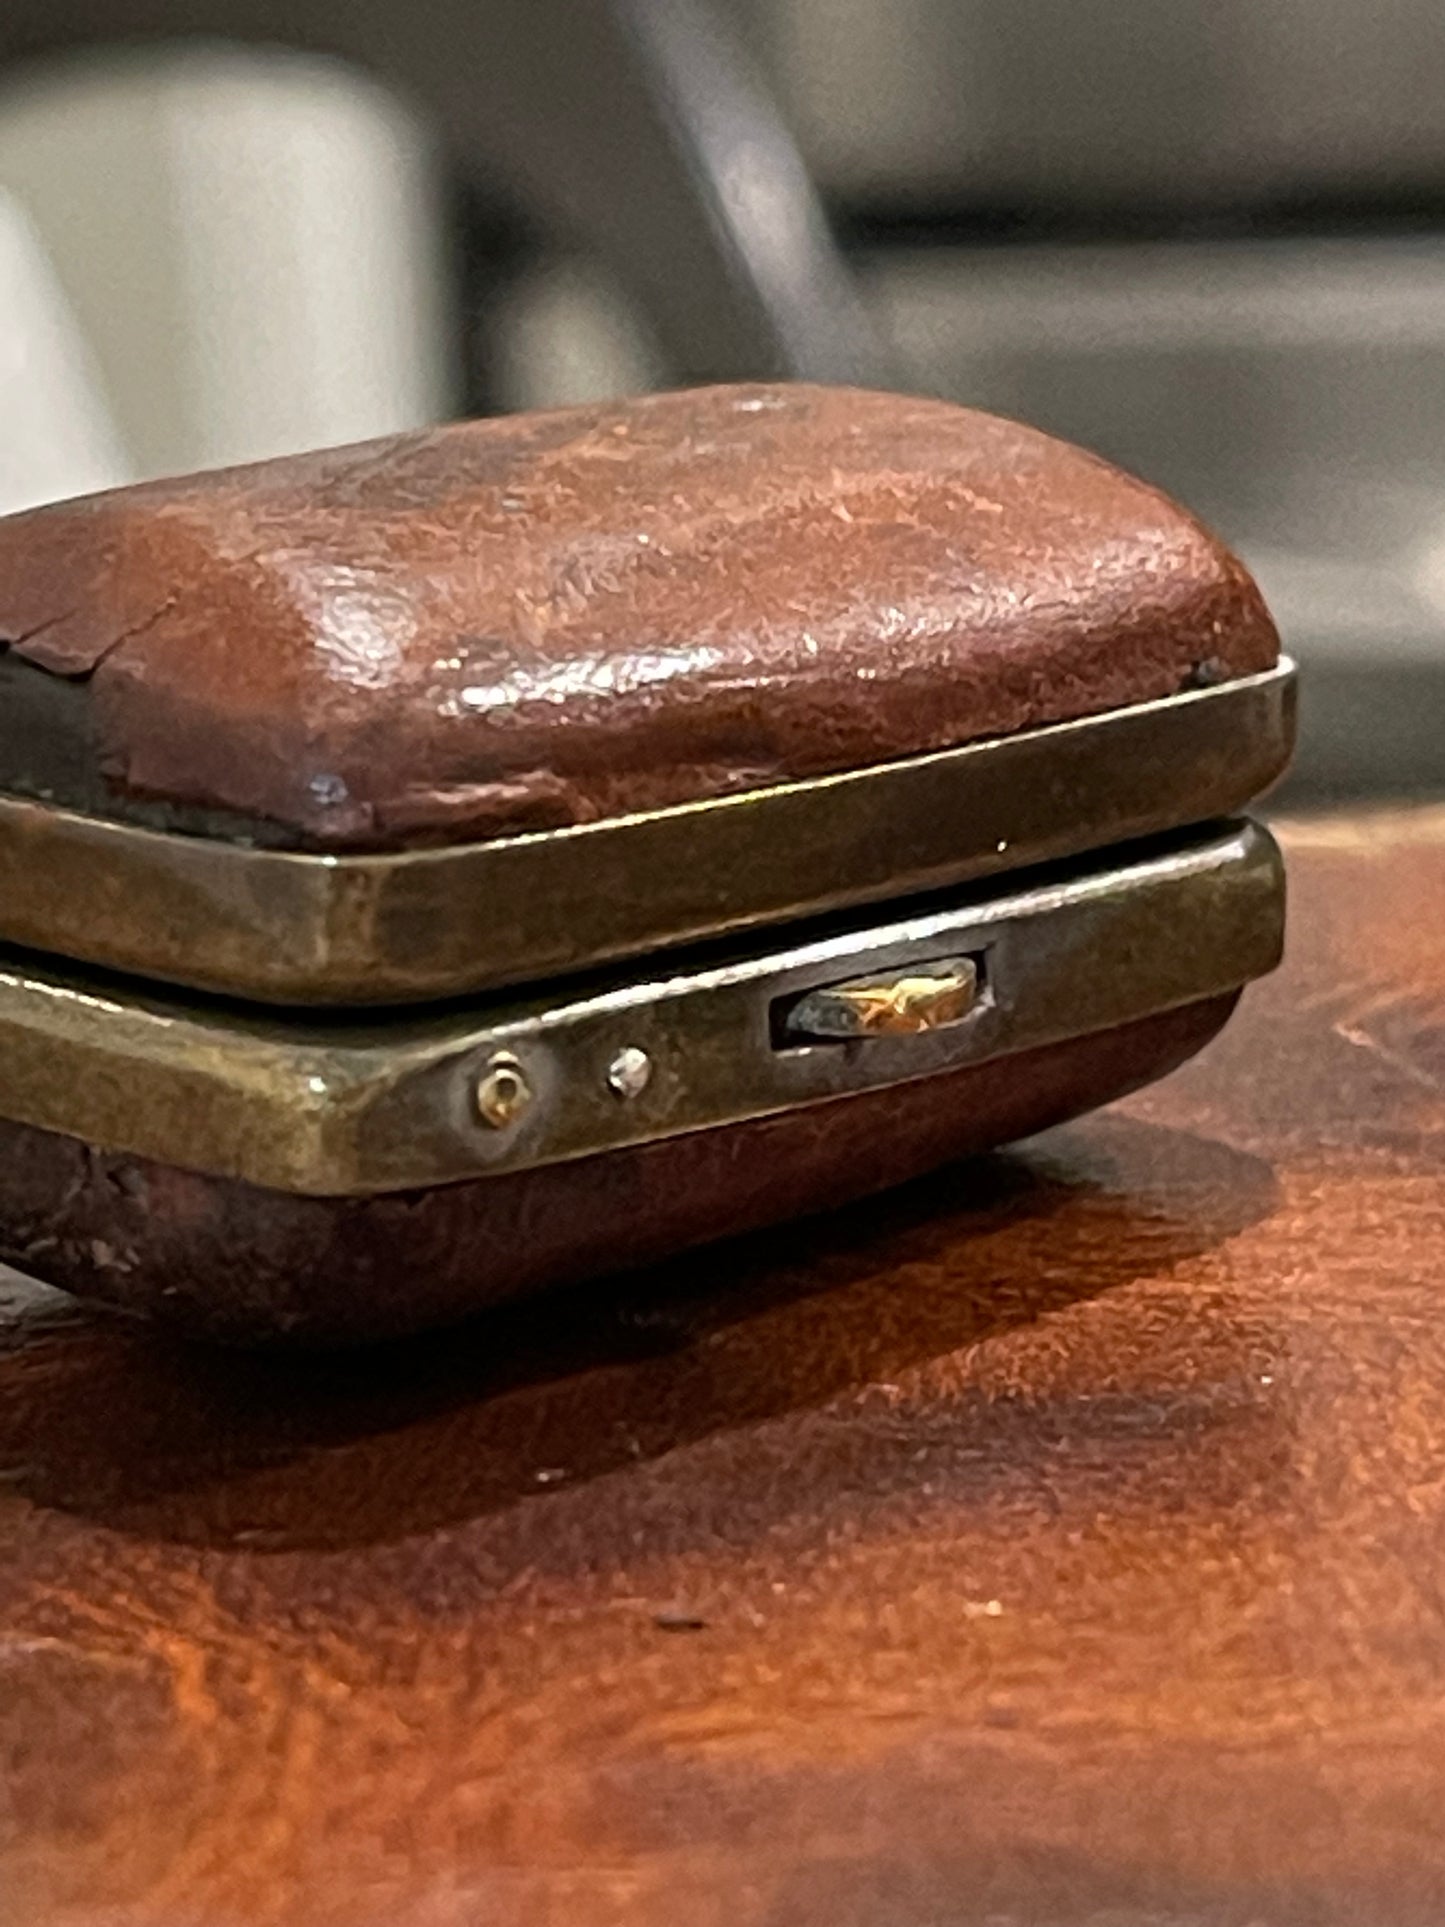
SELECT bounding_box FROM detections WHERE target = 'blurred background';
[0,0,1439,805]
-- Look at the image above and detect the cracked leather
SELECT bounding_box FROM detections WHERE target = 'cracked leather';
[0,383,1278,850]
[0,386,1278,1339]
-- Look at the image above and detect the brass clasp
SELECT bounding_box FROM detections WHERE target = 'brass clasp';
[781,956,981,1043]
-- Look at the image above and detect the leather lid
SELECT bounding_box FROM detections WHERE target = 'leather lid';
[0,383,1278,852]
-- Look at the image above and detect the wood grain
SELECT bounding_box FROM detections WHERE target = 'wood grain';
[2,807,1443,1927]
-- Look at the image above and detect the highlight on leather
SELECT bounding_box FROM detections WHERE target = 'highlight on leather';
[0,383,1278,850]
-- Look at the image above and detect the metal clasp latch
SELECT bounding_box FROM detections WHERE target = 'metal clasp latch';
[779,955,982,1044]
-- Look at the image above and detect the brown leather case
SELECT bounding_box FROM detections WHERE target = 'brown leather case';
[0,384,1288,1341]
[0,382,1275,847]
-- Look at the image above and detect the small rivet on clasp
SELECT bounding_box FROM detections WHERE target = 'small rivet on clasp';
[606,1046,653,1100]
[475,1052,533,1129]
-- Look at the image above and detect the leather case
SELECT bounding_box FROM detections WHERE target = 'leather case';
[0,383,1294,1339]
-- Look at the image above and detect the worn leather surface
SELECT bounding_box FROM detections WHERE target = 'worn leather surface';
[1,809,1444,1925]
[0,384,1277,848]
[0,997,1231,1342]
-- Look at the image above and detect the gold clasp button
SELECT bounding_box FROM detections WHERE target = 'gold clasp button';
[781,955,981,1044]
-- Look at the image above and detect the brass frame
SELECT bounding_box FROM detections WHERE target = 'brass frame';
[0,822,1284,1196]
[0,662,1295,1006]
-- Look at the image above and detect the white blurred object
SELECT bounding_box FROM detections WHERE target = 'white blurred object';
[0,189,131,514]
[0,45,455,482]
[489,257,662,414]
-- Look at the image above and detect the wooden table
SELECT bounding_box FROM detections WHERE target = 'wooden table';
[3,808,1444,1927]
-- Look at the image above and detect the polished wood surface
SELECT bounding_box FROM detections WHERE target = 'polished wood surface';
[2,807,1443,1927]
